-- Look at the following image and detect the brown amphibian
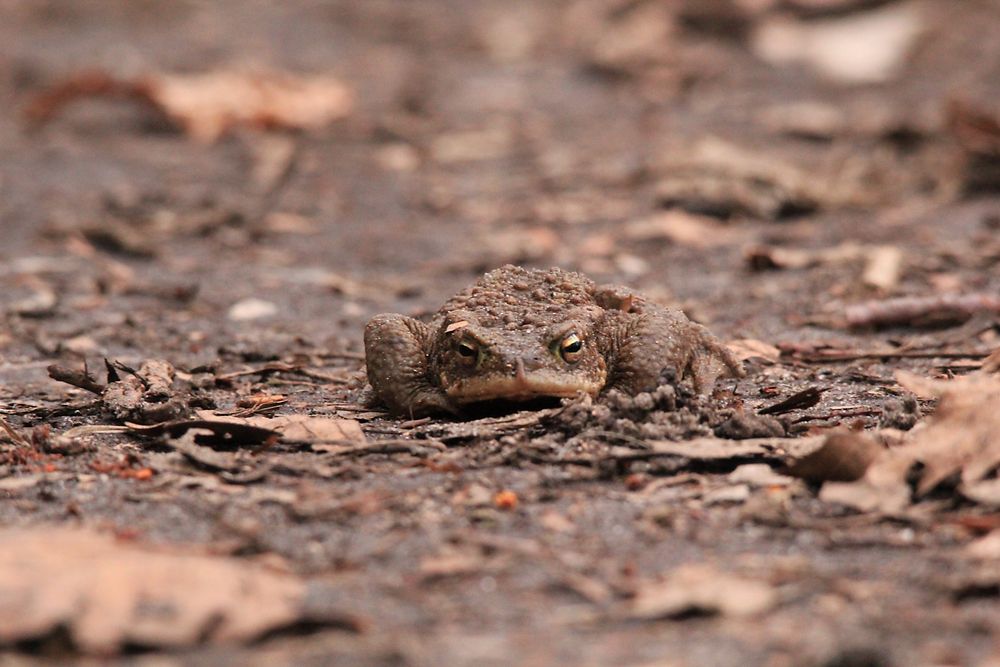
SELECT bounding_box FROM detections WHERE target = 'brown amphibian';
[364,265,742,416]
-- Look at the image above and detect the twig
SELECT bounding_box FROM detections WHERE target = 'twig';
[47,364,106,394]
[758,387,824,415]
[281,437,447,457]
[792,350,992,363]
[0,416,31,448]
[845,293,1000,329]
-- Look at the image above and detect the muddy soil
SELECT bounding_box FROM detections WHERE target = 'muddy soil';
[1,1,999,666]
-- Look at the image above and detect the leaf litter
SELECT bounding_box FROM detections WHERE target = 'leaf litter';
[819,369,1000,512]
[25,69,354,143]
[0,527,361,653]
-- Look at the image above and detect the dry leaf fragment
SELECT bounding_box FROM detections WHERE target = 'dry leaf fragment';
[728,463,795,488]
[967,530,1000,560]
[26,69,353,143]
[628,565,777,620]
[194,410,365,446]
[845,293,1000,329]
[820,373,1000,512]
[751,2,923,84]
[0,527,345,653]
[586,1,676,75]
[623,211,740,248]
[228,297,278,321]
[962,479,1000,508]
[641,436,824,463]
[727,338,781,364]
[861,245,903,291]
[787,431,882,483]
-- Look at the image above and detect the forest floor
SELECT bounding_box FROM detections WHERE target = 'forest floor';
[1,1,999,666]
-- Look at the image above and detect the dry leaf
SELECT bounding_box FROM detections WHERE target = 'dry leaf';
[195,410,365,445]
[624,210,740,248]
[728,463,795,487]
[587,1,676,75]
[628,565,777,620]
[821,373,1000,512]
[27,69,353,143]
[960,479,1000,508]
[862,245,903,291]
[967,530,1000,560]
[787,431,883,483]
[727,338,781,364]
[263,415,365,444]
[0,528,322,653]
[228,298,278,321]
[751,2,923,84]
[641,436,824,462]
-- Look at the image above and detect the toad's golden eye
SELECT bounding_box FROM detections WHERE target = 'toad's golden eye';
[457,340,479,363]
[558,333,583,363]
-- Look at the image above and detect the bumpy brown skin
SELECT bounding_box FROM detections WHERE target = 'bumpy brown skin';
[364,265,743,417]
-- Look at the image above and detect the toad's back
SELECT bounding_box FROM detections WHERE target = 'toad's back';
[436,265,598,329]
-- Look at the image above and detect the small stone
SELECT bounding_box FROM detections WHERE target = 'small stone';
[228,298,278,321]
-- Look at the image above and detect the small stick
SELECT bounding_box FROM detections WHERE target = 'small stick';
[47,364,106,394]
[758,387,824,415]
[0,416,31,448]
[792,350,992,363]
[845,293,1000,329]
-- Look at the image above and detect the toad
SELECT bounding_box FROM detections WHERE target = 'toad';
[365,265,742,416]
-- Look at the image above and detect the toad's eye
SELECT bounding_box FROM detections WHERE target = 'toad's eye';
[558,333,584,363]
[457,341,479,363]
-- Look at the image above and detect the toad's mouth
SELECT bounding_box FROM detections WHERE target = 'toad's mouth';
[443,367,604,404]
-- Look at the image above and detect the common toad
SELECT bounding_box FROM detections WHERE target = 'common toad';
[365,265,742,416]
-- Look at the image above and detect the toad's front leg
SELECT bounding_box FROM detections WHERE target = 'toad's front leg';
[364,314,456,417]
[602,309,743,395]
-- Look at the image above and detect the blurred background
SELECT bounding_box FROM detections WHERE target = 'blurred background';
[2,0,999,367]
[2,3,1000,665]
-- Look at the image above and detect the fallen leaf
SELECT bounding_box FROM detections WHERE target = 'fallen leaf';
[26,69,354,143]
[862,245,903,291]
[586,1,676,75]
[967,530,1000,560]
[820,373,1000,512]
[728,463,795,488]
[130,418,279,449]
[727,338,781,364]
[981,348,1000,375]
[164,429,243,472]
[758,387,824,415]
[0,527,354,653]
[100,359,190,424]
[628,565,777,620]
[786,431,882,483]
[946,99,1000,194]
[654,137,876,220]
[640,436,825,463]
[751,2,923,84]
[260,415,365,444]
[419,550,490,579]
[194,411,365,446]
[961,479,1000,508]
[703,484,751,505]
[228,297,278,321]
[623,211,741,248]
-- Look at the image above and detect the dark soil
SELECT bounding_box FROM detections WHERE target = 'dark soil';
[1,1,999,666]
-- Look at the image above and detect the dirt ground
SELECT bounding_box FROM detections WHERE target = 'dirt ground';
[2,1,1000,666]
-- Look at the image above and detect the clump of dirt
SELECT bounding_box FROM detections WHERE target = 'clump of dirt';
[548,370,785,442]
